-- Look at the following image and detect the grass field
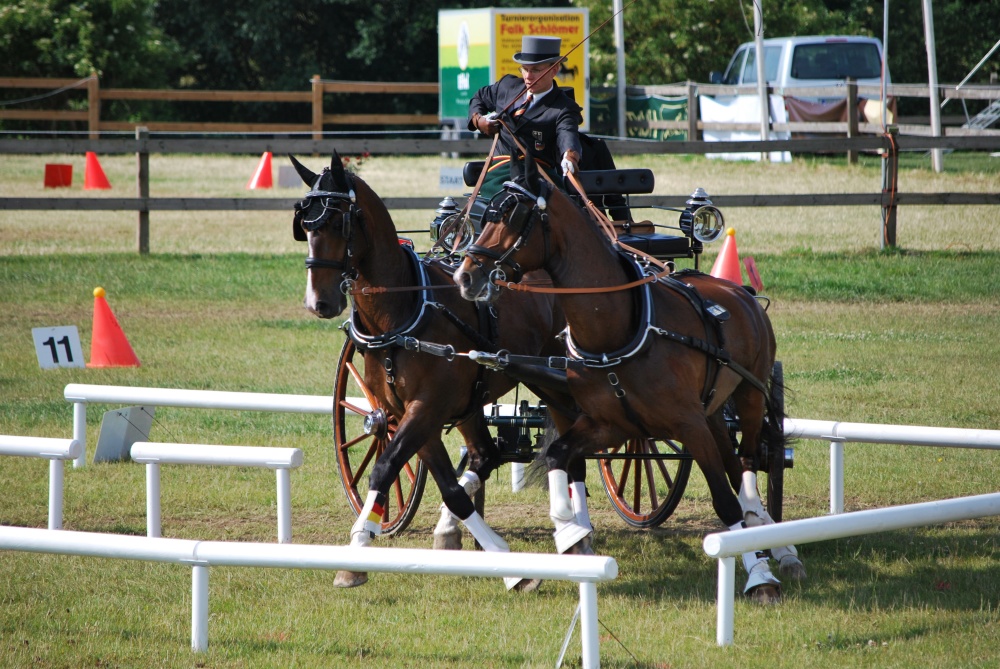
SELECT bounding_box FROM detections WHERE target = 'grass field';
[1,152,999,667]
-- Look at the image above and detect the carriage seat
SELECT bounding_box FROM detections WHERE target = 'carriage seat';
[462,162,655,195]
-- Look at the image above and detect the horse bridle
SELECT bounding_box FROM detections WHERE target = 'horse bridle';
[466,181,550,285]
[293,168,365,276]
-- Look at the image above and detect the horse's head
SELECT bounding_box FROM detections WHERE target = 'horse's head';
[454,159,554,302]
[290,152,365,318]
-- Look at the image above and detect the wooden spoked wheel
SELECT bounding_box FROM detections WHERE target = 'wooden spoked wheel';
[598,438,692,528]
[333,338,427,536]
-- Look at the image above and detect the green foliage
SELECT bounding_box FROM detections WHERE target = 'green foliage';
[0,0,184,86]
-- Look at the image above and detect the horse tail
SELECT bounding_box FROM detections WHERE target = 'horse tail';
[761,361,790,456]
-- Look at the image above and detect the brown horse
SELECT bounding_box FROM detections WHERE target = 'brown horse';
[454,166,805,602]
[291,154,589,589]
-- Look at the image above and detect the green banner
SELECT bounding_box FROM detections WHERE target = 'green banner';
[590,93,688,141]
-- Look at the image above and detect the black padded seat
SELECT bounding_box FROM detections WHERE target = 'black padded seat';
[617,233,692,260]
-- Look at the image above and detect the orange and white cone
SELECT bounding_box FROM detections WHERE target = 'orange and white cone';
[246,151,273,189]
[88,287,140,368]
[710,228,743,285]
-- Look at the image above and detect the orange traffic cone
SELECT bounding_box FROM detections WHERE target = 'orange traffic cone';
[88,287,140,368]
[246,151,273,189]
[710,228,743,285]
[84,152,112,190]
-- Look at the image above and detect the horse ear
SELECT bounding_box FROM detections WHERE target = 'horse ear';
[330,151,349,188]
[524,151,540,193]
[288,155,317,186]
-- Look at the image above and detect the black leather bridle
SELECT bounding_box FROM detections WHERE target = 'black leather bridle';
[465,180,550,285]
[292,168,365,272]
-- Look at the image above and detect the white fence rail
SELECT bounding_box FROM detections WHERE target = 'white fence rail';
[129,442,303,543]
[703,492,1000,646]
[0,435,83,530]
[784,418,1000,513]
[0,525,618,667]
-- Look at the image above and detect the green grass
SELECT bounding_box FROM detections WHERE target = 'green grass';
[1,153,999,667]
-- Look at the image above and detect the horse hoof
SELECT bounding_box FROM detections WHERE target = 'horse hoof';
[564,535,595,556]
[433,531,463,551]
[510,578,543,593]
[333,570,369,588]
[778,556,807,581]
[746,583,781,604]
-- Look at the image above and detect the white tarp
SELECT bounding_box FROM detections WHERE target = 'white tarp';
[699,94,791,162]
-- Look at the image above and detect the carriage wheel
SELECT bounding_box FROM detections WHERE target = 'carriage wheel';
[764,361,786,522]
[598,438,692,528]
[334,338,427,536]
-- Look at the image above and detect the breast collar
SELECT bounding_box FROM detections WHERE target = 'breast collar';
[562,254,657,368]
[346,245,437,350]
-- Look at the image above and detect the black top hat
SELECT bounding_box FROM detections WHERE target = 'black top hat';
[513,36,562,65]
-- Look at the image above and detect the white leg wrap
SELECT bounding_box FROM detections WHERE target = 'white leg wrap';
[738,471,767,527]
[350,490,384,542]
[770,544,799,562]
[458,470,481,497]
[461,511,509,553]
[570,481,593,532]
[462,512,526,590]
[549,470,592,553]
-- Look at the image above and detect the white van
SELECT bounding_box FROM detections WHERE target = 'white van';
[710,35,889,97]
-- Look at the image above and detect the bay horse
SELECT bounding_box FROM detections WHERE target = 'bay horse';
[453,164,805,602]
[290,153,591,589]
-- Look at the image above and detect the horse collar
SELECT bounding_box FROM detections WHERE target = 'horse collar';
[346,245,436,350]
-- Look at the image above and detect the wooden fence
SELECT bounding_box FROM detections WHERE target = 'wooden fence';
[0,76,437,138]
[2,75,998,140]
[1,132,999,254]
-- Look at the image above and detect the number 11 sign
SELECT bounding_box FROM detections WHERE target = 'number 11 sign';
[32,326,86,369]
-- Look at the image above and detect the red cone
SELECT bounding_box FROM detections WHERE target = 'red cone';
[84,152,112,190]
[710,228,743,285]
[246,151,273,189]
[88,287,140,368]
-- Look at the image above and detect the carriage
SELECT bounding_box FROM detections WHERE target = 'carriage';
[321,160,793,538]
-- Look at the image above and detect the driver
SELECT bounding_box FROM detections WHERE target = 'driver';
[468,35,583,200]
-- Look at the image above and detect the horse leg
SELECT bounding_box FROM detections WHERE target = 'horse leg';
[730,392,807,582]
[542,420,600,554]
[566,456,594,555]
[677,416,782,604]
[431,420,492,551]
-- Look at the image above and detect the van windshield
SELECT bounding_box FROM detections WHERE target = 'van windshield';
[790,42,882,80]
[741,46,781,84]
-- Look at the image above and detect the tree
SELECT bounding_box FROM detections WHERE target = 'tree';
[0,0,184,86]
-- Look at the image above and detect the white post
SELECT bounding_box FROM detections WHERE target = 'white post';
[716,557,736,646]
[921,0,943,171]
[73,402,86,468]
[579,581,600,668]
[752,0,769,161]
[191,564,208,652]
[48,459,64,530]
[830,441,845,514]
[613,0,626,138]
[146,462,162,538]
[276,468,291,544]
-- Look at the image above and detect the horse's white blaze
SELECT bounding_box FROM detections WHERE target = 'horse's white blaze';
[304,270,321,313]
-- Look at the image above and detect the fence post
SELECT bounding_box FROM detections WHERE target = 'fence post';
[136,127,150,255]
[87,74,100,139]
[686,81,700,141]
[846,78,858,165]
[880,126,899,248]
[311,75,323,141]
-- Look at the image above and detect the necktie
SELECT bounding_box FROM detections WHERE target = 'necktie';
[513,94,532,118]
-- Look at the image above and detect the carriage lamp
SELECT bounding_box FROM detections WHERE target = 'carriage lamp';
[429,197,459,242]
[680,188,725,244]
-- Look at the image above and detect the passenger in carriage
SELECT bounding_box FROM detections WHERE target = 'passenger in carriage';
[468,35,583,199]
